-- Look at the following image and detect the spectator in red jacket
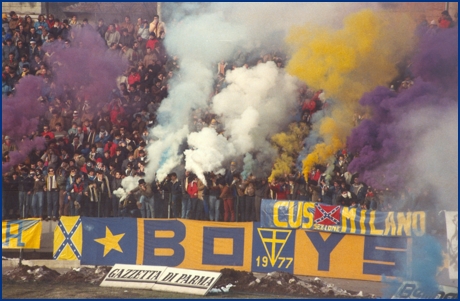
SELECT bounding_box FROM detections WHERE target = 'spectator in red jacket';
[145,32,158,50]
[41,125,55,140]
[308,167,322,186]
[127,68,141,88]
[301,89,323,122]
[438,10,453,29]
[109,99,126,124]
[104,141,118,158]
[269,178,289,200]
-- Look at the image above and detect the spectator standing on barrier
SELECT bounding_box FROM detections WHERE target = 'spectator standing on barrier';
[156,175,170,218]
[308,166,321,186]
[45,167,59,221]
[56,163,69,216]
[181,170,191,219]
[18,167,34,218]
[219,178,235,222]
[320,178,332,205]
[195,176,206,220]
[309,184,322,203]
[130,178,153,218]
[4,171,19,219]
[208,173,221,221]
[169,172,182,218]
[110,170,123,217]
[294,175,309,201]
[66,167,78,192]
[270,178,289,200]
[330,179,342,205]
[350,176,367,206]
[84,170,98,216]
[364,186,378,210]
[68,175,85,216]
[202,177,212,221]
[187,173,199,219]
[231,173,245,221]
[94,170,112,217]
[151,177,161,218]
[224,161,239,185]
[287,177,296,200]
[243,176,256,222]
[338,189,357,207]
[32,169,45,219]
[255,178,270,222]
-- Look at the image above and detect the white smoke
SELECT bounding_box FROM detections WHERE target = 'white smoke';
[121,175,142,193]
[408,104,458,211]
[184,62,298,183]
[113,188,128,203]
[184,127,235,183]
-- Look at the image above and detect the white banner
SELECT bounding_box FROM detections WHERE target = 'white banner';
[445,211,458,280]
[154,267,221,295]
[391,281,458,299]
[100,264,167,289]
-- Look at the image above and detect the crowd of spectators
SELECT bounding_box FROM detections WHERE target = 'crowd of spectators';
[1,10,455,222]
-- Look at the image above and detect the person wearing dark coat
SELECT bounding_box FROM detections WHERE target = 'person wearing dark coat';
[110,170,123,217]
[120,193,141,217]
[96,19,108,40]
[254,178,270,222]
[337,189,357,207]
[18,168,35,218]
[118,28,134,48]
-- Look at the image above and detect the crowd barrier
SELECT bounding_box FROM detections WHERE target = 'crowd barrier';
[2,208,456,282]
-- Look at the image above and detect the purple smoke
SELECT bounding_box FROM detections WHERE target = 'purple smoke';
[4,137,47,170]
[347,28,458,191]
[44,28,127,105]
[412,27,458,94]
[3,27,127,172]
[2,76,47,171]
[2,76,45,138]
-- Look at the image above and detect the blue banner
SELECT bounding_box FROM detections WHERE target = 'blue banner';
[260,199,426,237]
[81,217,138,265]
[251,223,295,274]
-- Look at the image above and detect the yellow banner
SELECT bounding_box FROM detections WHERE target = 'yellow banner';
[53,216,83,260]
[294,230,410,281]
[135,219,254,272]
[2,218,42,249]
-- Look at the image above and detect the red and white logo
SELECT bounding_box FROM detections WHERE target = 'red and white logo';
[313,203,341,225]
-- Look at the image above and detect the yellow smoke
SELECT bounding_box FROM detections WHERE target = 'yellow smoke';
[286,9,413,180]
[269,122,309,182]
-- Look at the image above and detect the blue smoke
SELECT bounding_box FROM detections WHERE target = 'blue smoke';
[382,235,444,298]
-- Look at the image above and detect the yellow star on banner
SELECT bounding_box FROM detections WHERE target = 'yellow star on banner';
[94,226,125,257]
